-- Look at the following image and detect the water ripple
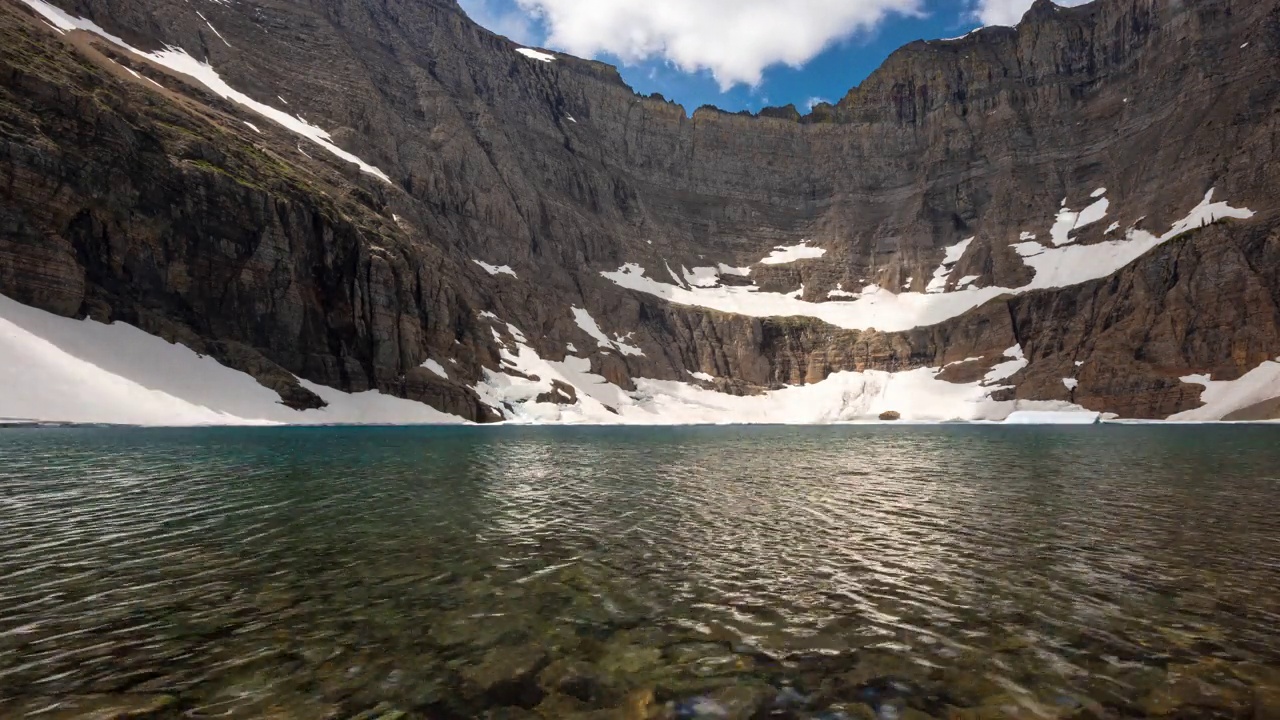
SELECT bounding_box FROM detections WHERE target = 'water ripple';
[1,426,1278,718]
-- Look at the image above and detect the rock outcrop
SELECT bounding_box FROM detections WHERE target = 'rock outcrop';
[1,0,1277,421]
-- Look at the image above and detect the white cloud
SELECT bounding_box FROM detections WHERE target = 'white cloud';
[972,0,1091,27]
[513,0,925,90]
[458,0,542,46]
[805,96,829,111]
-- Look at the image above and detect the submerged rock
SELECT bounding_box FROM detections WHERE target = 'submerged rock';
[538,659,612,704]
[461,646,550,708]
[347,703,406,720]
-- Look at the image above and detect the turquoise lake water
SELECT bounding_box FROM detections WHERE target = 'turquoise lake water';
[1,426,1278,719]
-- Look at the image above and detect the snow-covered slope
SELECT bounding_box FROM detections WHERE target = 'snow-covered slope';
[602,190,1254,332]
[0,294,462,426]
[1,291,1108,426]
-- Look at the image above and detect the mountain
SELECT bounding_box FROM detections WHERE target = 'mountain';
[1,0,1278,424]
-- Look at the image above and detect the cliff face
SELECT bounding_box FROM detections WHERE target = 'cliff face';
[1,0,1278,422]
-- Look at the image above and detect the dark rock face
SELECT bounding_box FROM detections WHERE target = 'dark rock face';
[1,0,1277,420]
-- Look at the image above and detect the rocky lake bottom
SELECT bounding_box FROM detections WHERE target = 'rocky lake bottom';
[1,425,1278,719]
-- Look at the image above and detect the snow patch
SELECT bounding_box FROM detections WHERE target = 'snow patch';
[682,266,722,288]
[1050,196,1109,246]
[422,359,448,379]
[688,371,715,382]
[828,284,860,299]
[1170,361,1280,421]
[925,237,973,293]
[516,47,555,62]
[759,242,826,265]
[243,121,260,133]
[570,307,643,357]
[984,345,1027,385]
[473,260,518,278]
[1063,378,1079,391]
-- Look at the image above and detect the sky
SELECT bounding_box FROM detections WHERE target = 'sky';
[456,0,1088,113]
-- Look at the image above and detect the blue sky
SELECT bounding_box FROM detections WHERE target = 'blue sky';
[456,0,1062,113]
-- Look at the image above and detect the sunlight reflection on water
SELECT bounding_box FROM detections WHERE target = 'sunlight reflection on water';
[1,425,1278,718]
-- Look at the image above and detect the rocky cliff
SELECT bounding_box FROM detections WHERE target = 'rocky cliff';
[1,0,1278,423]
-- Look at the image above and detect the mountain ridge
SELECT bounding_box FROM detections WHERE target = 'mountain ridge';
[1,0,1277,424]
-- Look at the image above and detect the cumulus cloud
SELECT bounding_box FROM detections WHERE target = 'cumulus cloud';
[513,0,925,90]
[972,0,1091,27]
[458,0,542,46]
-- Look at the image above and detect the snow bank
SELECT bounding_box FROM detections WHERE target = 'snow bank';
[0,293,462,426]
[604,190,1253,332]
[2,291,1251,427]
[1003,410,1099,424]
[1170,361,1280,421]
[19,0,393,183]
[467,316,1095,425]
[760,242,826,265]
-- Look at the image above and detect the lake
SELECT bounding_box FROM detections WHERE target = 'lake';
[1,426,1278,719]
